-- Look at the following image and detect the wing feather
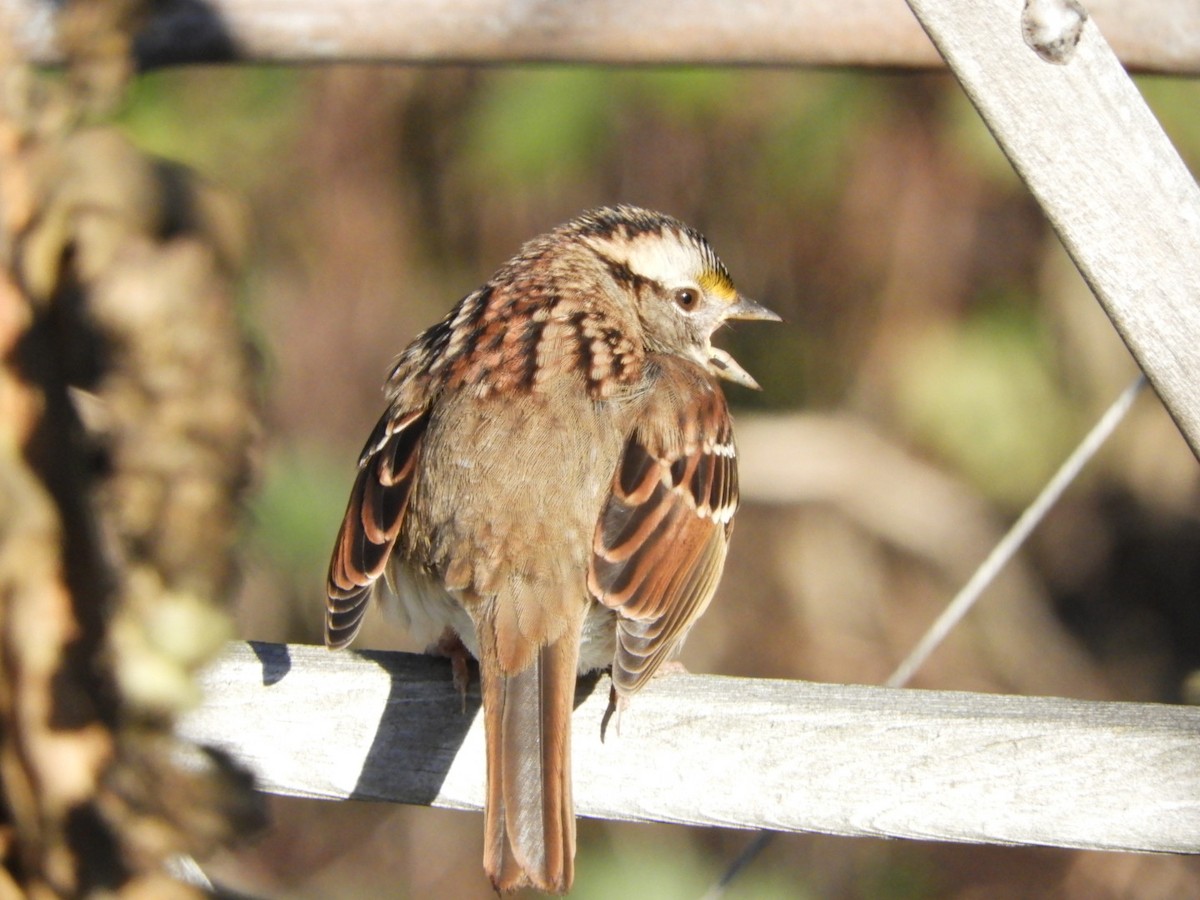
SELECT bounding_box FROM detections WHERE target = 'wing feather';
[588,359,738,695]
[325,406,430,649]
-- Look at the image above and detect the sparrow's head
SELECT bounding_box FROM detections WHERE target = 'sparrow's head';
[568,206,781,389]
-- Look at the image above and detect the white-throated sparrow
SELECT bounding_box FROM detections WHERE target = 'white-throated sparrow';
[326,206,779,893]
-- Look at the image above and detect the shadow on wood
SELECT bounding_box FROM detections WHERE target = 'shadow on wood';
[347,648,481,806]
[183,642,1200,855]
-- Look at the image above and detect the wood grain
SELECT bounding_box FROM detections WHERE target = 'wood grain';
[3,0,1200,73]
[180,642,1200,853]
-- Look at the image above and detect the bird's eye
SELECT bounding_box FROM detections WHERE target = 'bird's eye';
[674,288,699,311]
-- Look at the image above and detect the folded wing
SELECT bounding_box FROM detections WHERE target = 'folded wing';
[587,360,738,694]
[325,406,430,648]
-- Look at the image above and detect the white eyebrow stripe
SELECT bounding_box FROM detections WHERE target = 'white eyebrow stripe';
[591,231,703,287]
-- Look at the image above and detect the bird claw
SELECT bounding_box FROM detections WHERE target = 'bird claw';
[600,684,630,742]
[430,628,473,713]
[600,661,689,741]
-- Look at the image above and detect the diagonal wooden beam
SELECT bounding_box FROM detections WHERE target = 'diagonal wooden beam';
[904,0,1200,461]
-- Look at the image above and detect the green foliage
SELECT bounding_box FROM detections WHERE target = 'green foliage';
[621,67,747,122]
[755,71,886,206]
[116,67,303,188]
[460,67,615,188]
[855,850,941,900]
[457,65,877,203]
[892,304,1078,507]
[250,446,351,577]
[573,830,813,900]
[1137,76,1200,170]
[940,88,1023,189]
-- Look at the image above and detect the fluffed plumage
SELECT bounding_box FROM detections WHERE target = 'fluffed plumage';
[325,206,778,893]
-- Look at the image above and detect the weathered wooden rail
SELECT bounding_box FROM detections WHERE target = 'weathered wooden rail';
[180,642,1200,853]
[2,0,1199,73]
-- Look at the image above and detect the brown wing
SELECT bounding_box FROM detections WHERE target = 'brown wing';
[325,406,430,648]
[587,361,738,695]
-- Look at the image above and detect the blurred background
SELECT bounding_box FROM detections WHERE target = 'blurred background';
[115,64,1200,898]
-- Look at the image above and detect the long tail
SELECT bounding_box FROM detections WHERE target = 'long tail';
[481,634,579,894]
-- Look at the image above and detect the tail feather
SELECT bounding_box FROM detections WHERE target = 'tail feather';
[481,635,578,894]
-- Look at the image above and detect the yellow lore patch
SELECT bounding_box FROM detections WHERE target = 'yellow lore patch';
[698,269,737,302]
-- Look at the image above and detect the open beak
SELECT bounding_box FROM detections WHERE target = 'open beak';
[707,294,781,390]
[725,294,783,324]
[708,347,762,390]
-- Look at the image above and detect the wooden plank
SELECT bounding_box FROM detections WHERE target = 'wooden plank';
[3,0,1200,73]
[180,642,1200,853]
[903,0,1200,461]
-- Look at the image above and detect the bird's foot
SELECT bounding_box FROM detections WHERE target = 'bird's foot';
[430,628,473,713]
